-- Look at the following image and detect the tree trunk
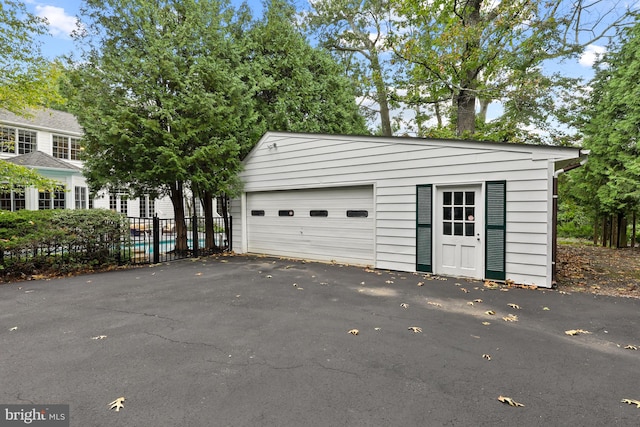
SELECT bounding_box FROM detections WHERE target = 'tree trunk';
[456,87,476,136]
[220,194,230,248]
[169,182,188,254]
[478,98,490,124]
[602,216,607,247]
[370,49,392,137]
[633,211,636,248]
[434,102,443,128]
[455,0,482,137]
[201,191,216,251]
[593,215,599,246]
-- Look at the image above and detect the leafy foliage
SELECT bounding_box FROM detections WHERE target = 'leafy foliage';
[0,209,127,278]
[580,20,640,217]
[0,0,65,114]
[0,160,62,192]
[250,0,368,137]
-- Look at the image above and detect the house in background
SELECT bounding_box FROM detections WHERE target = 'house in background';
[0,108,174,217]
[231,132,588,288]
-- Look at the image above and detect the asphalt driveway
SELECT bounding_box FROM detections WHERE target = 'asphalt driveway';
[1,255,639,426]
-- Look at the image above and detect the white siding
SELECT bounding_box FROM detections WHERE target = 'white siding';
[235,133,582,287]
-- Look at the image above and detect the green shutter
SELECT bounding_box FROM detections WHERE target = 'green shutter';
[485,181,506,280]
[416,185,432,272]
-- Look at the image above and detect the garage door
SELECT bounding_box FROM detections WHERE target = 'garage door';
[247,186,374,266]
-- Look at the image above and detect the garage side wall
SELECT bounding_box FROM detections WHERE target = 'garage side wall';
[233,133,579,287]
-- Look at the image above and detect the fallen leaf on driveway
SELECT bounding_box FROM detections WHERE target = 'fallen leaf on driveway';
[91,335,107,340]
[503,314,518,322]
[508,303,521,309]
[427,301,442,307]
[565,329,591,336]
[622,399,640,408]
[624,345,638,350]
[482,354,491,360]
[408,326,422,333]
[467,301,474,306]
[474,299,483,303]
[400,303,409,309]
[485,310,496,315]
[542,307,550,311]
[417,282,424,287]
[498,395,524,407]
[385,280,394,284]
[484,281,499,289]
[374,327,381,331]
[195,272,202,276]
[348,329,359,335]
[109,397,125,412]
[461,288,469,293]
[482,322,491,326]
[9,327,18,331]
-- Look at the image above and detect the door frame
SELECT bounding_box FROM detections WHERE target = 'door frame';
[433,183,485,279]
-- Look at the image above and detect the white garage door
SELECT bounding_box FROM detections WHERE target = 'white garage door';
[247,186,374,266]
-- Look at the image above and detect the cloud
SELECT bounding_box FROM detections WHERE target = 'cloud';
[35,5,78,38]
[579,45,606,67]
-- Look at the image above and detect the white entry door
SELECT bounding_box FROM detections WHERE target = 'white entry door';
[436,186,483,278]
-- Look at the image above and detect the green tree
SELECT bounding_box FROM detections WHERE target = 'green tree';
[249,0,368,136]
[304,0,395,136]
[0,161,62,193]
[579,20,640,245]
[66,0,255,253]
[0,0,64,114]
[391,0,634,137]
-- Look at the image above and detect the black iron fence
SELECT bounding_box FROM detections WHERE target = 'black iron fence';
[0,216,232,275]
[124,216,232,264]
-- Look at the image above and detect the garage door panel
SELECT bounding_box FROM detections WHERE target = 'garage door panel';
[247,186,374,265]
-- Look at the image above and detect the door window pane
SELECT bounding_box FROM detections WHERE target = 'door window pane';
[443,192,452,205]
[443,207,451,220]
[454,192,463,205]
[454,222,463,236]
[465,191,474,205]
[454,207,463,221]
[465,223,475,236]
[443,222,452,235]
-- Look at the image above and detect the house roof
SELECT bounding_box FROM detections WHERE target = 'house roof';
[4,151,82,172]
[0,108,82,135]
[243,131,585,164]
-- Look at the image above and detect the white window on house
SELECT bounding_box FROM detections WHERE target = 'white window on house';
[120,198,128,215]
[39,187,66,210]
[149,198,155,217]
[0,187,26,211]
[0,191,11,210]
[14,187,25,211]
[53,188,65,209]
[109,194,117,211]
[39,190,52,210]
[17,129,36,154]
[89,196,94,209]
[52,135,69,159]
[70,138,81,160]
[1,126,15,153]
[75,186,87,209]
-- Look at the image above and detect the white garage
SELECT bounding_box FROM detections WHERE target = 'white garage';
[246,186,374,265]
[231,132,587,288]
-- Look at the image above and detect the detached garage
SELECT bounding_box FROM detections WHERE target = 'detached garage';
[231,132,587,288]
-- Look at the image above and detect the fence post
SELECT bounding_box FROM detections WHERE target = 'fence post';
[228,216,232,252]
[153,215,160,264]
[192,215,199,258]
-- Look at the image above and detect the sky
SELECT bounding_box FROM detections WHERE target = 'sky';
[27,0,605,74]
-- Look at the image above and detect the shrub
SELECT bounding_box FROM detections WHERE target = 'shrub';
[0,209,128,279]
